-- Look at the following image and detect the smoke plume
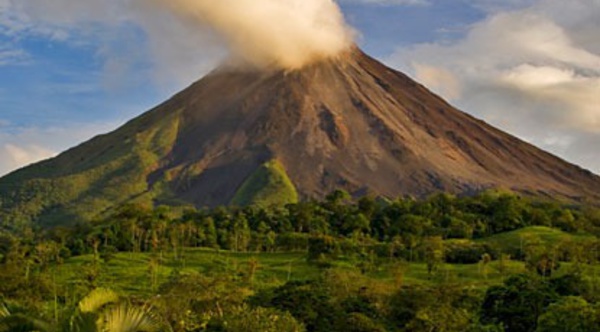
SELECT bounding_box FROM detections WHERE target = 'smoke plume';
[146,0,355,70]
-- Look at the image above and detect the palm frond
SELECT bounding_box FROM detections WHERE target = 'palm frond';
[78,288,119,314]
[101,304,163,332]
[0,303,8,318]
[69,312,100,332]
[0,313,53,332]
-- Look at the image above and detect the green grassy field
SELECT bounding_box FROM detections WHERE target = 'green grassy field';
[476,226,594,252]
[47,226,599,298]
[52,247,584,298]
[55,249,317,295]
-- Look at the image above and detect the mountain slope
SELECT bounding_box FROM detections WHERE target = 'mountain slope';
[231,160,298,207]
[1,47,599,226]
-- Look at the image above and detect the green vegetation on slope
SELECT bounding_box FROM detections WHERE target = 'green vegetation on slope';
[477,226,595,254]
[0,108,182,228]
[231,160,299,207]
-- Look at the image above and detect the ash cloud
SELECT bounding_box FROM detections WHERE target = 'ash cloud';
[143,0,355,70]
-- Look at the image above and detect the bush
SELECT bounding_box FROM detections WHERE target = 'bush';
[99,245,117,263]
[445,241,497,264]
[344,312,386,332]
[268,281,344,332]
[537,296,599,332]
[307,236,340,262]
[481,274,558,332]
[210,305,305,332]
[276,233,309,252]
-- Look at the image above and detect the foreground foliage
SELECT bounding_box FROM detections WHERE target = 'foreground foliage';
[1,191,600,331]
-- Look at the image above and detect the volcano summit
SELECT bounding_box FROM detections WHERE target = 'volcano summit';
[1,47,599,225]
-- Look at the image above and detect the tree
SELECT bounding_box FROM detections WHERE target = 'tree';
[99,245,117,263]
[388,236,405,261]
[445,217,474,239]
[245,258,259,284]
[344,313,385,332]
[0,302,52,332]
[199,217,218,249]
[389,284,479,332]
[265,281,343,332]
[155,273,250,330]
[357,196,378,221]
[422,236,444,276]
[537,296,599,332]
[552,210,577,232]
[490,194,526,233]
[495,254,511,277]
[481,274,558,332]
[0,242,53,304]
[265,231,277,252]
[230,213,251,252]
[391,214,429,261]
[341,214,370,237]
[34,241,61,270]
[288,202,328,234]
[479,253,492,279]
[307,235,339,262]
[213,305,305,332]
[522,236,560,277]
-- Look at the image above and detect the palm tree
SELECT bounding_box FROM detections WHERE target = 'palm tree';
[0,302,52,332]
[69,288,170,332]
[102,304,164,332]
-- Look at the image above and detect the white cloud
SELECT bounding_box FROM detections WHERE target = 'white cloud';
[413,63,461,100]
[0,42,29,65]
[0,0,429,86]
[387,0,600,174]
[1,0,221,87]
[0,122,119,176]
[340,0,429,5]
[0,143,55,175]
[468,0,537,12]
[0,0,368,87]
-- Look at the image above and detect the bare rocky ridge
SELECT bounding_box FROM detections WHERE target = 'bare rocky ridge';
[149,46,600,205]
[1,46,600,224]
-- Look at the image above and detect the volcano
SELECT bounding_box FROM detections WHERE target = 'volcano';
[1,47,599,226]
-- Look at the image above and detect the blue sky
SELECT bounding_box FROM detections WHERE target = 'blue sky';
[1,0,599,176]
